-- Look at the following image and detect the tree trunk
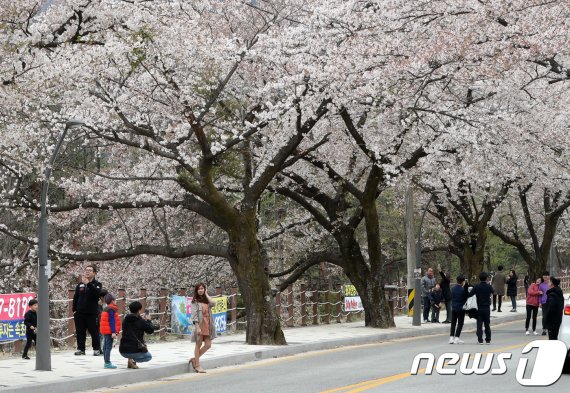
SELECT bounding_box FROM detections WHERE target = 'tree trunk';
[528,255,548,282]
[228,214,286,345]
[454,225,488,281]
[349,271,395,328]
[460,240,486,281]
[342,250,395,328]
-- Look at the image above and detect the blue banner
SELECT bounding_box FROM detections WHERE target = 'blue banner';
[0,320,27,341]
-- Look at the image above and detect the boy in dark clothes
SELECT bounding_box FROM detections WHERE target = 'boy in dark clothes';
[429,284,444,323]
[22,299,38,359]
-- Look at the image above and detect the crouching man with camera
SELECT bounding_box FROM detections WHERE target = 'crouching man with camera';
[119,301,158,369]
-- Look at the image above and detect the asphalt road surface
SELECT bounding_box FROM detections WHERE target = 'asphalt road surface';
[93,320,570,393]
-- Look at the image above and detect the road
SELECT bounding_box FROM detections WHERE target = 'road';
[94,320,569,393]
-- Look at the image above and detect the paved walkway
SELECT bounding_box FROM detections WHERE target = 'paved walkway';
[0,297,549,393]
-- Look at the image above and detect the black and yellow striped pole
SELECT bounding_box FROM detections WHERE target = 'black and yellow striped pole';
[407,288,414,317]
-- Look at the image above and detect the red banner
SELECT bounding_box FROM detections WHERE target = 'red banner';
[0,293,36,321]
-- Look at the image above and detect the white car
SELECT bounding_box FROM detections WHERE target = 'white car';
[558,296,570,372]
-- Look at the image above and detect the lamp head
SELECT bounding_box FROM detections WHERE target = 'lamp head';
[65,120,85,129]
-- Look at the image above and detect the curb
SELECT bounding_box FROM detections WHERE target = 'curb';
[1,312,527,393]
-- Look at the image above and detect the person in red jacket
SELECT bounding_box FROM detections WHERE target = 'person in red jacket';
[100,293,121,369]
[525,277,543,335]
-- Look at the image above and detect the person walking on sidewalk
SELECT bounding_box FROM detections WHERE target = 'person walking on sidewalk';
[438,264,452,323]
[506,269,518,312]
[421,268,436,323]
[189,283,216,373]
[73,264,103,356]
[543,277,565,340]
[468,272,495,344]
[449,275,469,344]
[492,265,506,312]
[119,301,157,369]
[22,299,38,359]
[525,277,543,336]
[539,271,550,335]
[100,293,121,369]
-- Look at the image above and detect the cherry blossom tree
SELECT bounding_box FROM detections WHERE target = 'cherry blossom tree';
[0,0,338,345]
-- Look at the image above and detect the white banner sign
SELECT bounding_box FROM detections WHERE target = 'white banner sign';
[344,296,364,312]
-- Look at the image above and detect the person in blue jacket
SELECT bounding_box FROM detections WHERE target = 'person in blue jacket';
[449,275,469,344]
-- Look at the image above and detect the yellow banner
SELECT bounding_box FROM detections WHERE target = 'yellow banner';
[343,284,358,297]
[211,296,227,314]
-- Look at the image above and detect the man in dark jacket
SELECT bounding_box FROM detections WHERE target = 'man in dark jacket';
[119,301,156,369]
[73,264,103,355]
[438,264,452,323]
[449,276,469,344]
[421,268,436,323]
[468,271,495,344]
[543,277,565,340]
[492,265,506,312]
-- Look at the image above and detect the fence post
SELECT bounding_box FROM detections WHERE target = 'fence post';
[275,291,281,323]
[300,284,307,326]
[158,288,168,340]
[140,288,148,312]
[335,283,342,323]
[118,289,126,317]
[324,282,331,324]
[215,286,222,297]
[67,289,76,347]
[312,286,319,325]
[287,286,294,327]
[230,287,237,332]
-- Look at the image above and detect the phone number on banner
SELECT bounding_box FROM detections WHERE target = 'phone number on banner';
[0,293,36,321]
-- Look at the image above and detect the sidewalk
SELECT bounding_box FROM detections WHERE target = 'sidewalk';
[0,297,540,393]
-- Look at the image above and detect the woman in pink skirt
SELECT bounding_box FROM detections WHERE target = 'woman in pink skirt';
[189,283,216,373]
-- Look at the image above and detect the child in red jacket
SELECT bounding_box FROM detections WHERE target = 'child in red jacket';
[100,293,121,369]
[525,277,543,335]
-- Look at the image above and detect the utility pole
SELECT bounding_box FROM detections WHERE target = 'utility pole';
[406,187,421,325]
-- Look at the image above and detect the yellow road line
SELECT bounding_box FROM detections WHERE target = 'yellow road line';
[106,319,524,393]
[319,369,427,393]
[103,338,426,393]
[321,340,530,393]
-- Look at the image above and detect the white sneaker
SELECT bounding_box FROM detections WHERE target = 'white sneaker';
[449,336,455,344]
[525,330,530,335]
[453,337,464,344]
[533,331,539,336]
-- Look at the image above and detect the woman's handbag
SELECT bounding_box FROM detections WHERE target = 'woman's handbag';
[137,339,148,353]
[130,331,148,353]
[463,288,478,311]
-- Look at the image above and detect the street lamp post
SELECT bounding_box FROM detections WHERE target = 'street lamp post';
[36,120,84,371]
[413,193,437,327]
